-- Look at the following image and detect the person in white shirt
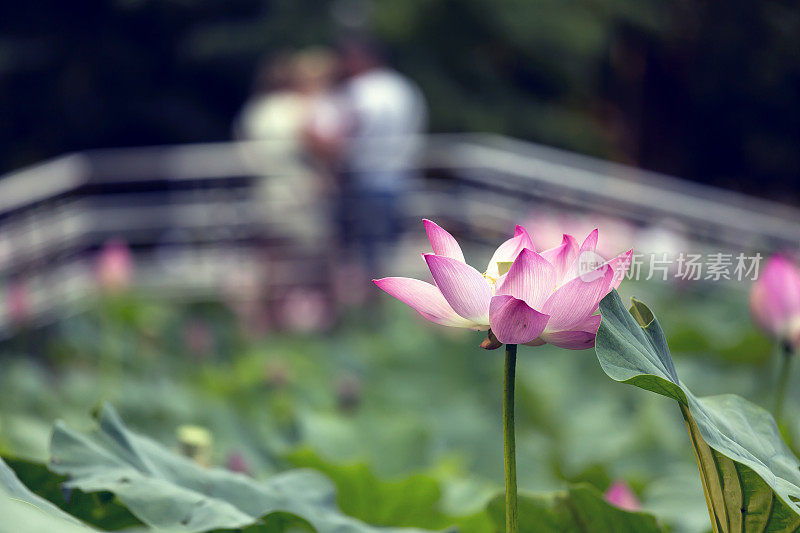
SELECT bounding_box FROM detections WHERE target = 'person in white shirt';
[235,49,342,247]
[325,36,428,279]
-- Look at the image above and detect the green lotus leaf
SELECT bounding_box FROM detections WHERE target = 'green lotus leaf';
[596,290,800,532]
[287,447,491,530]
[486,484,663,532]
[3,456,142,530]
[0,455,99,532]
[48,404,434,533]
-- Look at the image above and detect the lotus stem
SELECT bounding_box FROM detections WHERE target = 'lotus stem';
[775,341,793,422]
[503,343,519,533]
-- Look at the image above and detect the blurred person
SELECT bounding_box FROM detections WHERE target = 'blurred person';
[235,49,342,247]
[235,51,297,145]
[310,35,427,294]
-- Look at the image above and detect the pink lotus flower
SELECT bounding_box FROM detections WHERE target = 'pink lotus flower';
[750,254,800,349]
[6,279,32,326]
[96,238,134,292]
[604,480,641,511]
[374,220,631,349]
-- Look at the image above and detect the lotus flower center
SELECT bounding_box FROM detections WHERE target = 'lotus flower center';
[483,262,513,294]
[483,273,497,293]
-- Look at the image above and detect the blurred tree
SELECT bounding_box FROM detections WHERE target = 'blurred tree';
[0,0,797,200]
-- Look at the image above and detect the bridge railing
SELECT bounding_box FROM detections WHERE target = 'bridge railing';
[0,133,796,331]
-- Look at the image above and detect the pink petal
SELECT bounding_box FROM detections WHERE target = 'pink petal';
[606,249,633,290]
[495,248,556,309]
[540,314,601,349]
[489,295,549,345]
[580,229,599,254]
[424,254,492,324]
[423,219,465,262]
[540,234,579,282]
[485,225,534,280]
[763,255,800,325]
[523,337,546,347]
[373,277,475,327]
[561,229,603,284]
[750,280,781,334]
[514,225,535,250]
[540,329,597,350]
[605,481,641,511]
[542,267,613,331]
[573,313,602,333]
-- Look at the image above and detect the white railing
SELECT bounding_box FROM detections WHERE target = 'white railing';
[0,133,796,331]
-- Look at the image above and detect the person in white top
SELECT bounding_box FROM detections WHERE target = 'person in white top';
[235,49,342,247]
[323,36,428,280]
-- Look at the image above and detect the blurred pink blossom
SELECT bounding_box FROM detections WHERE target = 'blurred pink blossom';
[604,480,641,511]
[278,288,334,333]
[333,262,370,307]
[523,212,637,260]
[374,219,631,349]
[226,452,251,475]
[96,239,133,291]
[6,280,31,325]
[220,264,271,338]
[750,254,800,349]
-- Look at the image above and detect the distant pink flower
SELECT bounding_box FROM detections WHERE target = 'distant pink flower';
[226,452,251,475]
[374,220,631,349]
[96,239,133,291]
[605,480,641,511]
[750,254,800,349]
[278,288,334,333]
[6,280,31,325]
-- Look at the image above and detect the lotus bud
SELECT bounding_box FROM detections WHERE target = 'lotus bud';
[176,425,212,467]
[6,280,31,326]
[604,480,641,511]
[226,452,251,475]
[96,238,133,292]
[750,254,800,351]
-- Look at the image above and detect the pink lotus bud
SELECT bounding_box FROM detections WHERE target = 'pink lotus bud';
[604,480,641,511]
[6,280,31,325]
[226,452,251,475]
[96,239,133,292]
[373,220,632,350]
[750,254,800,349]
